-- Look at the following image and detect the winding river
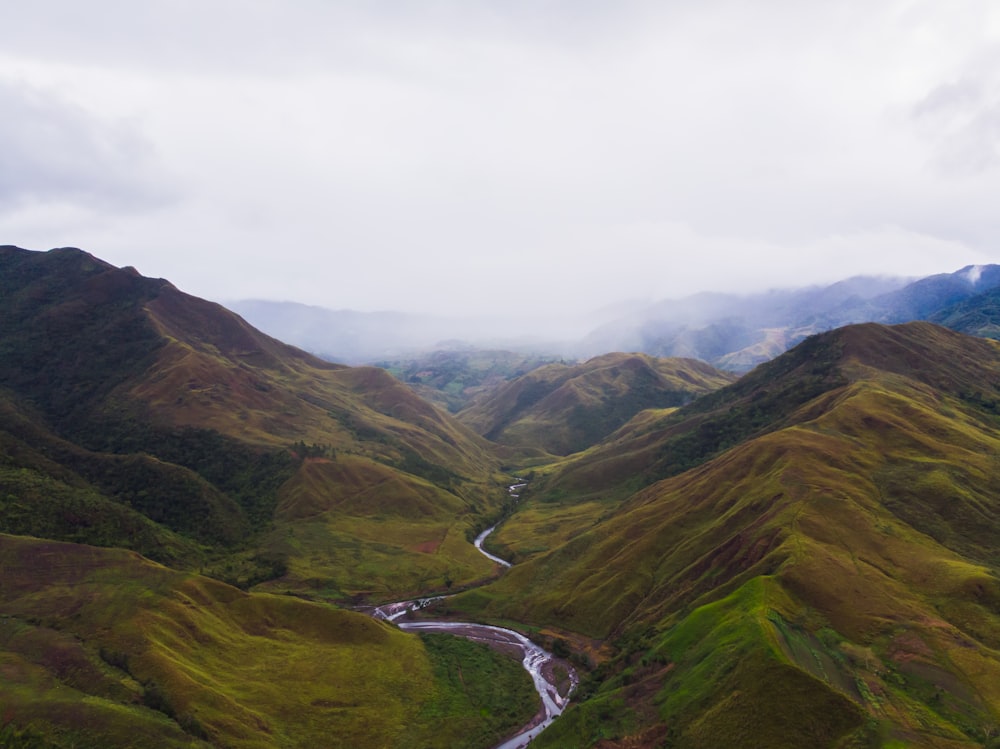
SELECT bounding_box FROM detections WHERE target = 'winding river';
[371,481,576,749]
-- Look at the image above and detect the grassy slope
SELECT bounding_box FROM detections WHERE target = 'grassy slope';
[0,246,505,599]
[376,349,567,413]
[255,454,498,599]
[132,274,507,599]
[451,323,1000,747]
[0,397,208,566]
[0,533,536,749]
[525,327,852,507]
[457,353,735,456]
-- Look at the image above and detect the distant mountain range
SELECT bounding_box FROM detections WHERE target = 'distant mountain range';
[585,264,1000,370]
[232,265,1000,373]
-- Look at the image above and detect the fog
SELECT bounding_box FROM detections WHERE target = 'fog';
[1,2,998,322]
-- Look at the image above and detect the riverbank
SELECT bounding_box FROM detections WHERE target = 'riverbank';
[360,480,579,748]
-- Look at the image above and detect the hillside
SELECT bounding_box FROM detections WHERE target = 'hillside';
[456,353,735,456]
[0,533,536,748]
[0,246,505,599]
[7,243,1000,748]
[449,323,1000,747]
[374,349,566,413]
[930,286,1000,341]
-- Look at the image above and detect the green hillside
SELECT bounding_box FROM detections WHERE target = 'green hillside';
[376,349,567,412]
[0,246,505,599]
[449,323,1000,747]
[0,247,545,747]
[457,352,734,456]
[6,243,1000,748]
[930,286,1000,341]
[0,533,536,748]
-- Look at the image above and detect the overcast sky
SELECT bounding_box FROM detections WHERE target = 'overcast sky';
[2,1,999,323]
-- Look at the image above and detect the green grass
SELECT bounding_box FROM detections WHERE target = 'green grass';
[375,348,567,413]
[402,633,539,748]
[258,513,497,601]
[457,353,734,456]
[454,324,1000,747]
[0,246,512,605]
[0,533,541,748]
[7,251,1000,748]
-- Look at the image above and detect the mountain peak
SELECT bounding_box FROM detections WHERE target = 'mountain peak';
[827,321,1000,395]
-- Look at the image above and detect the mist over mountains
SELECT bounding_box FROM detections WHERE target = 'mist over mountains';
[230,264,1000,371]
[226,299,595,365]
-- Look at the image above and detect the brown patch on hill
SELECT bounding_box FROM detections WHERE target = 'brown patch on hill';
[535,626,615,667]
[410,539,443,554]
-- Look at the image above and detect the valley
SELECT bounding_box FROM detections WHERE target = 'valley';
[2,246,1000,748]
[366,479,578,749]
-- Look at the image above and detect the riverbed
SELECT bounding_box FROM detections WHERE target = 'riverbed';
[371,481,577,748]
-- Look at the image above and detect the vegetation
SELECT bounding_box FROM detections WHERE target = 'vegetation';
[376,349,567,412]
[0,246,506,600]
[448,322,1000,747]
[931,286,1000,341]
[0,534,537,749]
[0,246,532,745]
[403,633,539,748]
[5,246,1000,748]
[457,352,734,456]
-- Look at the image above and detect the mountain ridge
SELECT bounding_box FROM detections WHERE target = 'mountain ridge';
[456,352,735,456]
[0,246,506,600]
[448,321,1000,747]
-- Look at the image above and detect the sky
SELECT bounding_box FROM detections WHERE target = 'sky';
[2,1,1000,325]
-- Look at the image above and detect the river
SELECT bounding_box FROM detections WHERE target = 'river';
[371,481,576,749]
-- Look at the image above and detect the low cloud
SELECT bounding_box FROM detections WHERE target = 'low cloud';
[0,78,177,215]
[912,78,1000,177]
[1,2,999,320]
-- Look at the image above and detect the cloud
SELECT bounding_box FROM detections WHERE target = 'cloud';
[0,78,177,215]
[912,77,1000,177]
[0,1,998,321]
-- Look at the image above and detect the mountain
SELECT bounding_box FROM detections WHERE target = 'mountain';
[7,243,1000,748]
[373,348,568,413]
[574,276,908,368]
[0,246,547,746]
[579,266,1000,372]
[0,533,536,749]
[929,286,1000,340]
[456,353,735,456]
[449,322,1000,747]
[0,246,505,599]
[231,267,1000,380]
[874,264,1000,322]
